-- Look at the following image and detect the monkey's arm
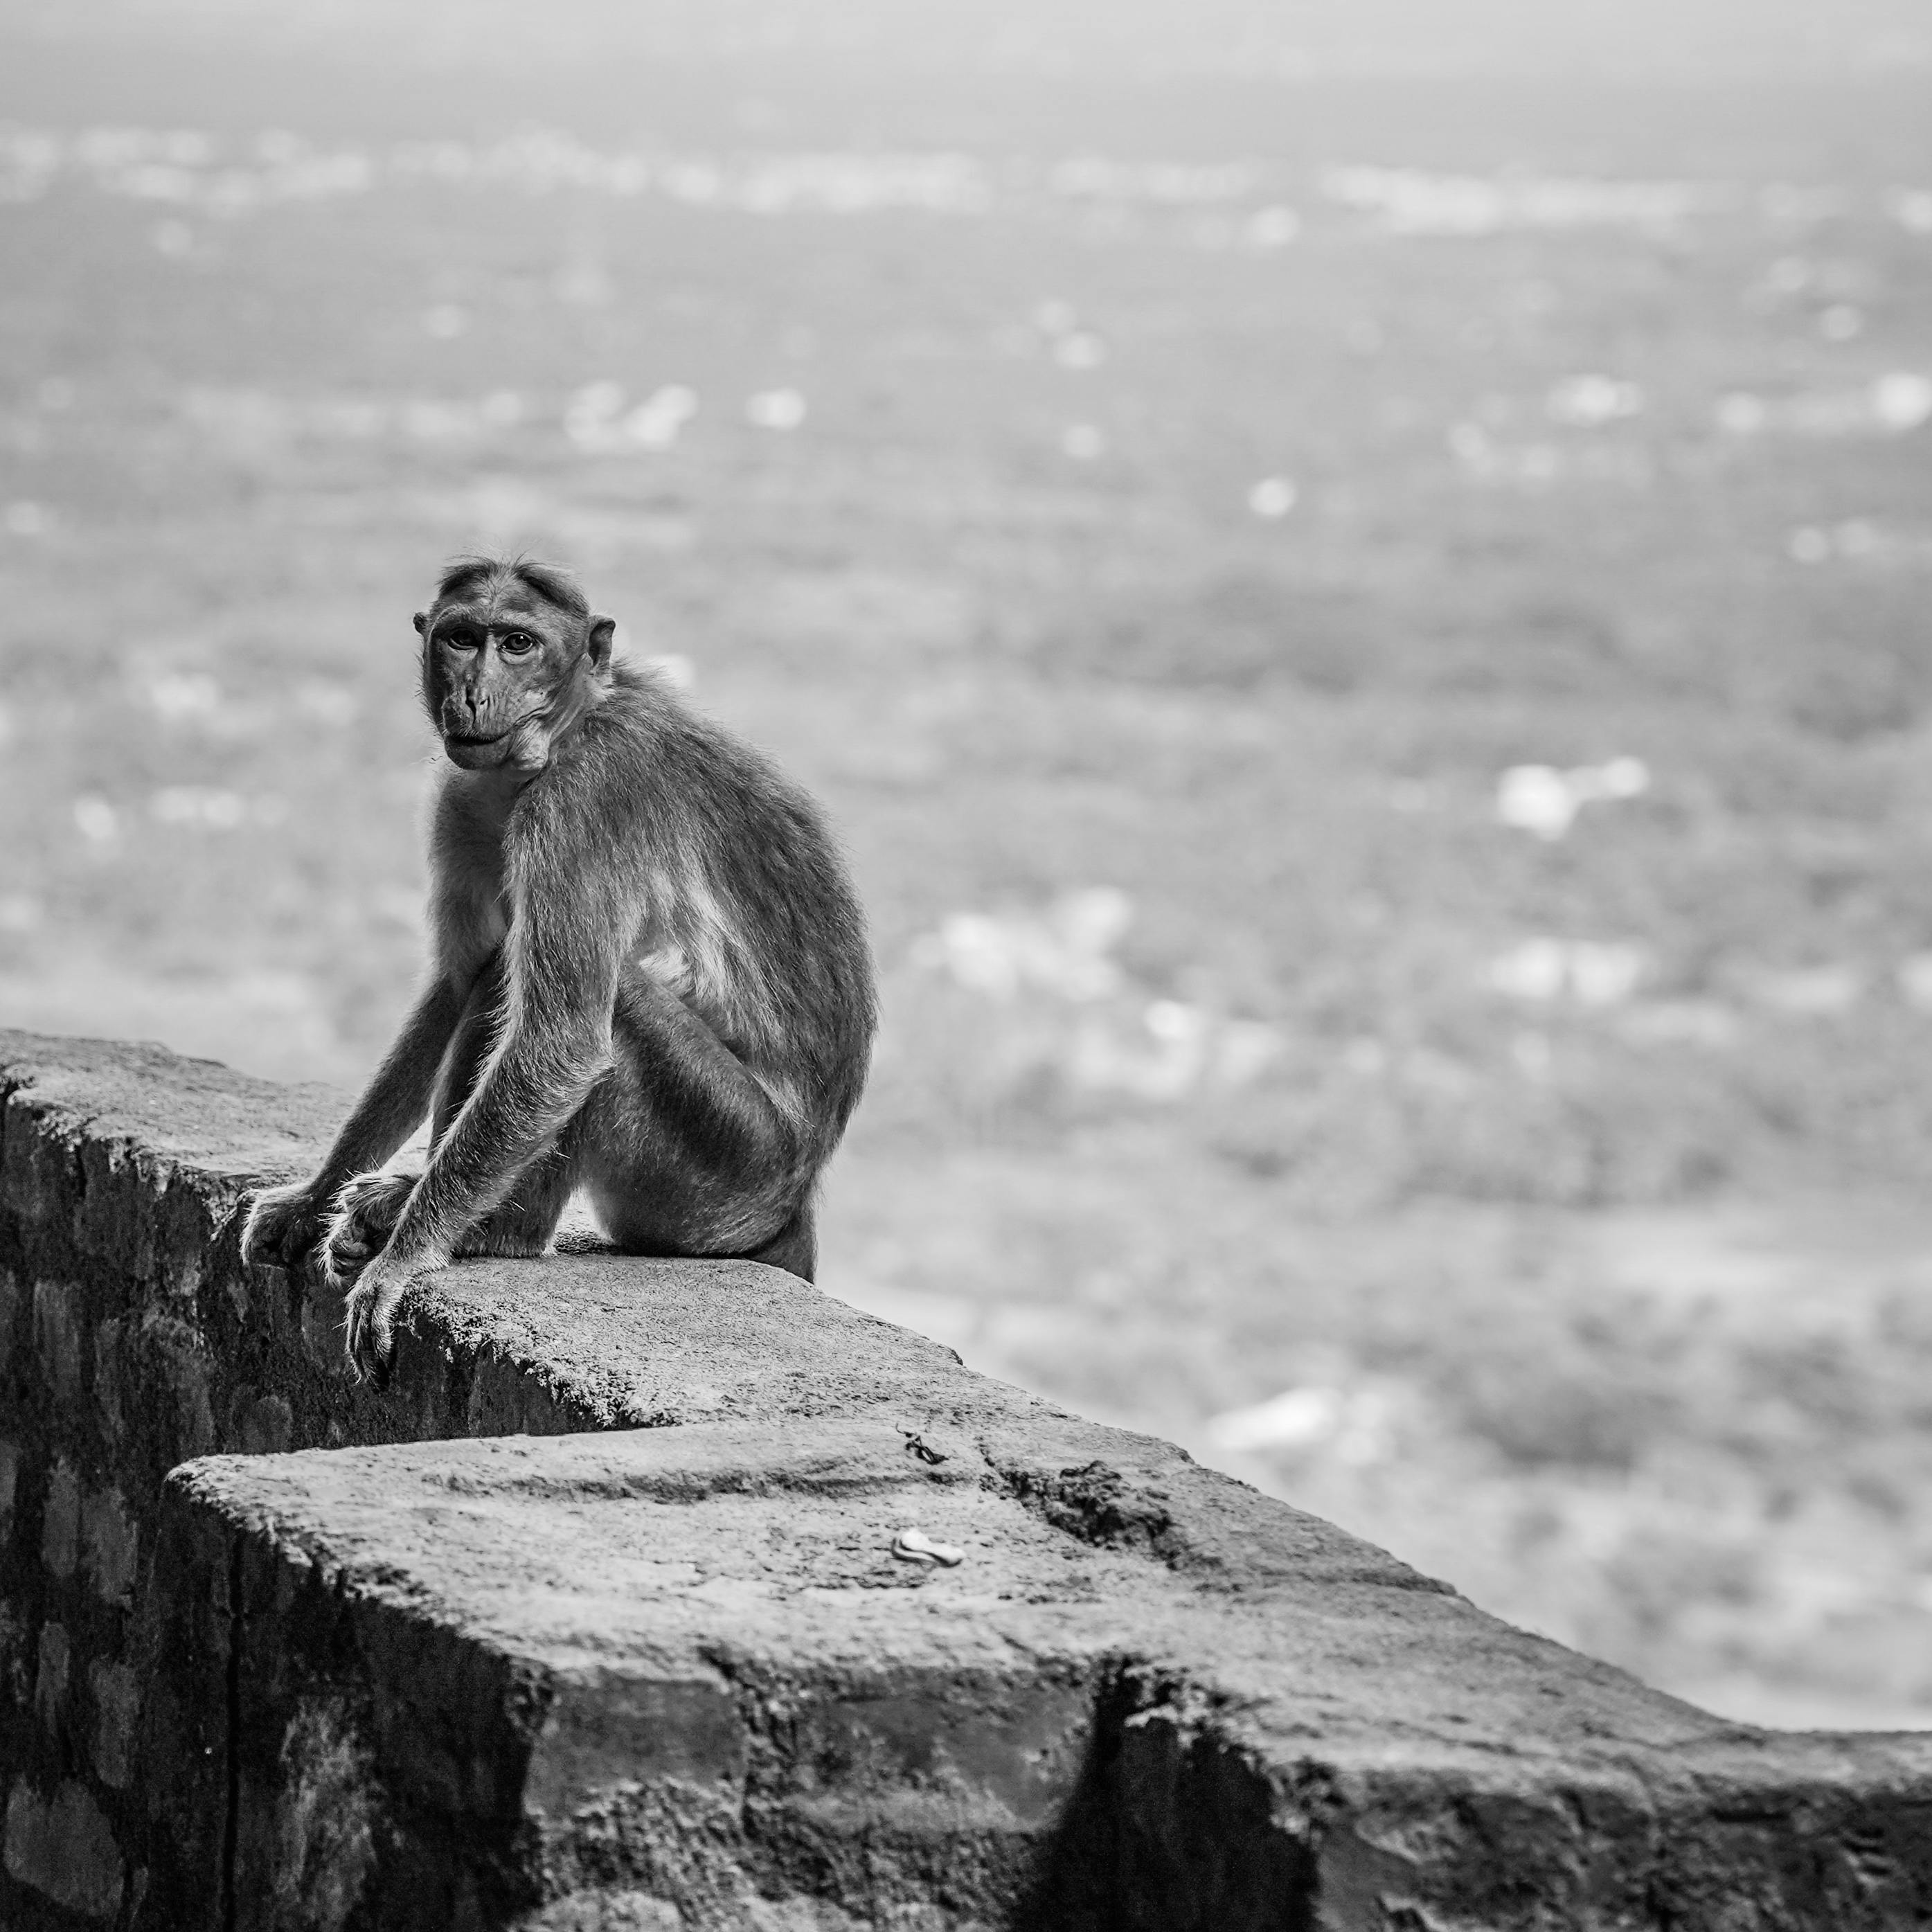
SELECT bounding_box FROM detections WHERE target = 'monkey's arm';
[339,841,630,1375]
[240,979,463,1266]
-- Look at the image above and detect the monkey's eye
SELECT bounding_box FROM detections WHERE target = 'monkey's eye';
[442,629,481,652]
[500,632,537,656]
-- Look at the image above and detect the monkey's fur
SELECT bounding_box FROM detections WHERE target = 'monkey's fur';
[242,556,876,1381]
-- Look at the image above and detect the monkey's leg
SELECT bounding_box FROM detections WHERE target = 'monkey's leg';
[429,950,506,1147]
[450,1141,575,1258]
[428,950,575,1260]
[744,1205,818,1281]
[572,967,817,1278]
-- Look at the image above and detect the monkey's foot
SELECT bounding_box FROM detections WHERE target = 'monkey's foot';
[323,1170,417,1290]
[451,1220,553,1260]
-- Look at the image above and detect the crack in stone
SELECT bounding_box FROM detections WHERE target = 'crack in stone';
[220,1534,243,1932]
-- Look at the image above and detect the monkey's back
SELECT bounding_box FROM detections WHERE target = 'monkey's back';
[556,665,876,1142]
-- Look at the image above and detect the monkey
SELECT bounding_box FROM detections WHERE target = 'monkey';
[240,555,876,1383]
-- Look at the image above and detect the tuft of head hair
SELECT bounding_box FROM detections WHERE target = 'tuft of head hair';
[434,553,591,621]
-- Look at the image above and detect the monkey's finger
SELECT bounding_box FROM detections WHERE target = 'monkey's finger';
[240,1200,280,1267]
[328,1212,385,1285]
[367,1277,408,1388]
[341,1280,400,1388]
[368,1309,395,1390]
[323,1237,366,1294]
[342,1287,374,1383]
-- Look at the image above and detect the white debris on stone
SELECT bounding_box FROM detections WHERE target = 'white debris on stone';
[891,1528,964,1567]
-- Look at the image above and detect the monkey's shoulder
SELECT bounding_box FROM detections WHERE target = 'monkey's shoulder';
[570,677,827,823]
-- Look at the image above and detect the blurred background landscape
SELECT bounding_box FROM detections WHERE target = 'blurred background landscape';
[3,0,1931,1728]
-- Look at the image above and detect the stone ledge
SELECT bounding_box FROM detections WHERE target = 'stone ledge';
[157,1420,1932,1930]
[6,1028,1932,1929]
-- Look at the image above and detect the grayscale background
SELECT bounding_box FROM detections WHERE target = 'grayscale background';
[2,0,1930,1728]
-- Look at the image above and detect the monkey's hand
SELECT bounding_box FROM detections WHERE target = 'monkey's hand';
[240,1181,331,1269]
[342,1248,438,1387]
[322,1170,418,1291]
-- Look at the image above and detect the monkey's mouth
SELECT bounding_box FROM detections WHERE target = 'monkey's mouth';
[443,729,511,748]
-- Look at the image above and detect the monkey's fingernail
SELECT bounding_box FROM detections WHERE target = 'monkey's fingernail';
[891,1529,963,1568]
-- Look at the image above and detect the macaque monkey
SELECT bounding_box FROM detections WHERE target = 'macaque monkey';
[242,556,875,1381]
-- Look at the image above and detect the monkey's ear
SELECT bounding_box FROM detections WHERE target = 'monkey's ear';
[412,611,428,636]
[587,616,616,672]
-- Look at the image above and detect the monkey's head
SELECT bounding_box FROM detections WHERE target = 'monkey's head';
[415,557,616,773]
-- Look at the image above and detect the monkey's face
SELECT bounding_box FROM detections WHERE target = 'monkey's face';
[414,590,615,773]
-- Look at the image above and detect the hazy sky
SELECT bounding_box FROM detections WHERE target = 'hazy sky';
[6,0,1931,80]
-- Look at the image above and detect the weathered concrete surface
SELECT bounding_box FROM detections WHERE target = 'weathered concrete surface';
[9,1027,1932,1929]
[158,1422,1932,1931]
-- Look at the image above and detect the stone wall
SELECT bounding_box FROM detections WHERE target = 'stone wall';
[6,1027,1932,1929]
